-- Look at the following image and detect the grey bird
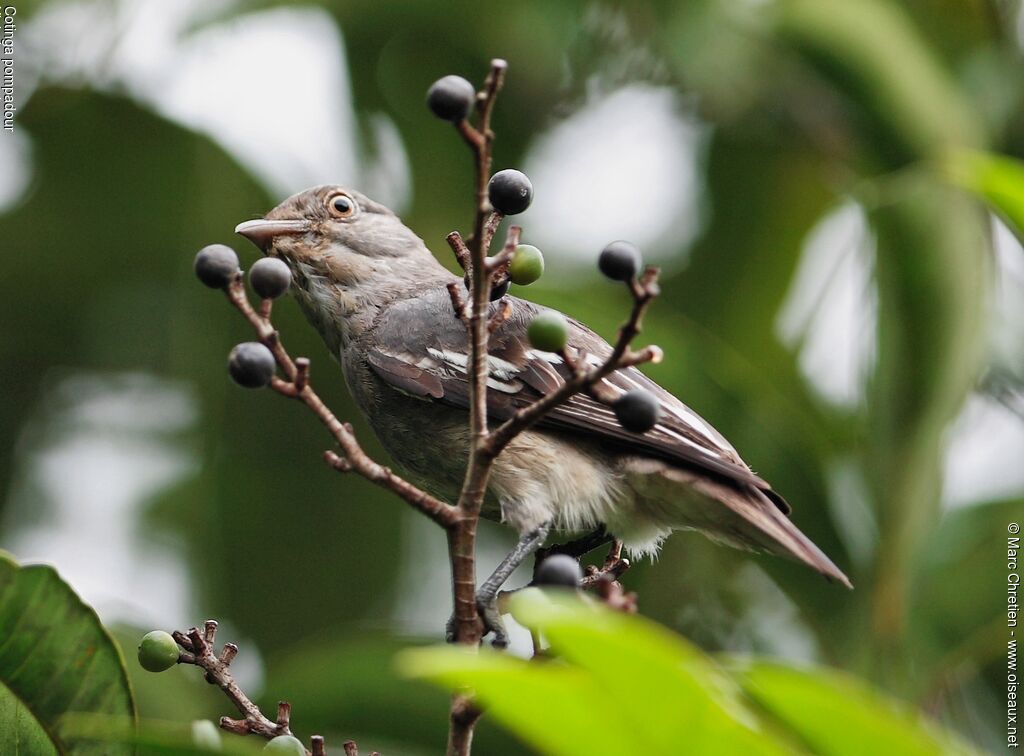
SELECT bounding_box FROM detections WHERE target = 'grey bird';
[236,185,852,643]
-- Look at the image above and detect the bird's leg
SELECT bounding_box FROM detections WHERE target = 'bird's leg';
[534,525,613,567]
[449,521,551,649]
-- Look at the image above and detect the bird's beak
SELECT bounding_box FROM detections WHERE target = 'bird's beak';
[234,219,310,251]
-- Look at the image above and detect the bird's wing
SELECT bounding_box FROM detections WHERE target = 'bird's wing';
[364,289,787,507]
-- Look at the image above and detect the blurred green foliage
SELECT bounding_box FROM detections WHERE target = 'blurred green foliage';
[402,591,976,755]
[1,0,1021,752]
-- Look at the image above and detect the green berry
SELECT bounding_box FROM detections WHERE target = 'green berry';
[228,342,276,389]
[264,735,306,754]
[534,554,582,589]
[427,75,476,121]
[527,311,569,353]
[614,388,661,433]
[249,257,291,299]
[488,170,533,215]
[137,630,179,672]
[508,244,545,286]
[194,244,240,289]
[598,240,642,282]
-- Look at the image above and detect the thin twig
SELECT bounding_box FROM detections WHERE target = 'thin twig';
[447,280,469,323]
[172,621,374,755]
[178,623,291,742]
[223,277,459,529]
[444,59,508,756]
[447,231,472,273]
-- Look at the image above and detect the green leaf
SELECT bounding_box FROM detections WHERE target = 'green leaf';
[400,645,630,756]
[0,550,136,754]
[400,592,793,756]
[945,150,1024,243]
[510,592,789,755]
[0,681,56,755]
[732,660,978,755]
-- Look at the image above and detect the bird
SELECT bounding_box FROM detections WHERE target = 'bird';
[235,185,852,645]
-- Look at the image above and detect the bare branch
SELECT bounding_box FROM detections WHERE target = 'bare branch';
[447,231,472,273]
[222,276,459,529]
[442,59,510,754]
[446,281,468,323]
[177,623,289,742]
[171,622,378,755]
[485,224,521,273]
[294,357,310,393]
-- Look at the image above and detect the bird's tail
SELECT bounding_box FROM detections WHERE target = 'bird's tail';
[626,460,853,588]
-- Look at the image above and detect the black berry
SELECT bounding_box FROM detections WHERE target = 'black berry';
[535,554,582,589]
[194,244,239,289]
[427,75,476,122]
[613,388,661,433]
[249,257,291,299]
[228,342,276,389]
[598,241,642,282]
[488,170,533,215]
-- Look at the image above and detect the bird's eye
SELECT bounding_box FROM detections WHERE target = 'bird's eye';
[327,193,356,218]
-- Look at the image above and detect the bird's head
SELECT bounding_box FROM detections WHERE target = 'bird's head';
[235,185,442,285]
[235,185,452,351]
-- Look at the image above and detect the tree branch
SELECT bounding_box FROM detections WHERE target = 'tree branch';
[223,277,459,529]
[171,621,378,754]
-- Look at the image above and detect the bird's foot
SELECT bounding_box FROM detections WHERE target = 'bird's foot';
[579,540,631,588]
[445,589,509,648]
[476,589,509,649]
[579,540,637,613]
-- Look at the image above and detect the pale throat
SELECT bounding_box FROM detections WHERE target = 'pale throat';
[290,257,414,356]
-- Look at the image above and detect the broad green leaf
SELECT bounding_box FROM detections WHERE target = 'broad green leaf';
[945,150,1024,243]
[401,593,797,755]
[0,681,56,755]
[398,645,636,755]
[510,591,790,755]
[0,550,136,754]
[732,660,978,756]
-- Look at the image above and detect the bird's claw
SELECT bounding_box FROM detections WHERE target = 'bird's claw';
[445,591,508,649]
[477,591,509,649]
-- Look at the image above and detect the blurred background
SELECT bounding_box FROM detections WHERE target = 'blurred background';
[1,0,1022,752]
